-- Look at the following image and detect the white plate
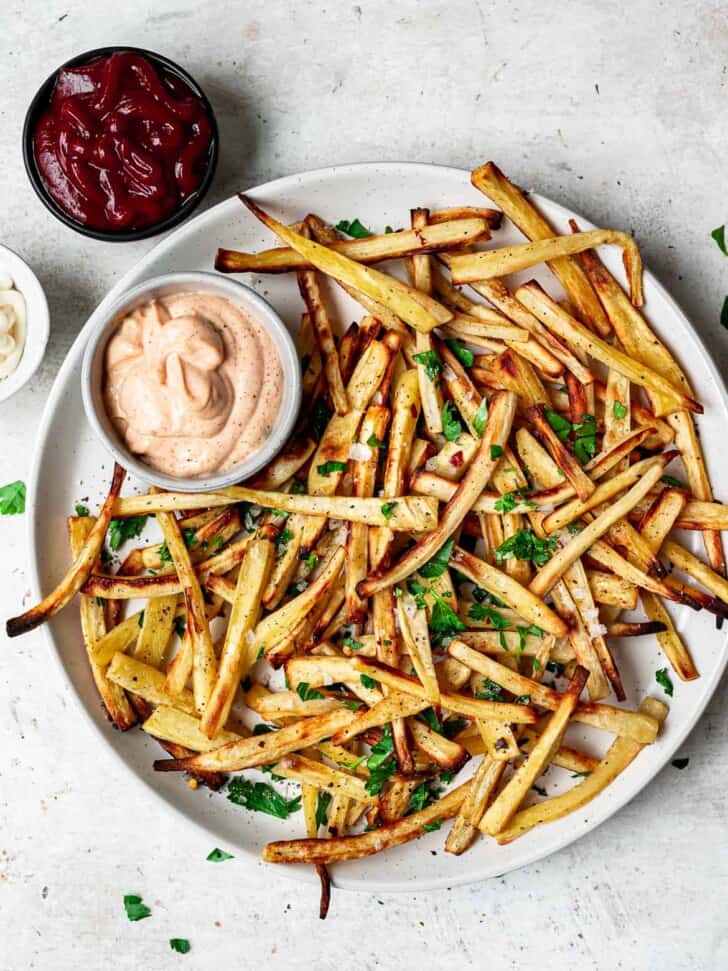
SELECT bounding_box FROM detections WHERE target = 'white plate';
[27,162,728,892]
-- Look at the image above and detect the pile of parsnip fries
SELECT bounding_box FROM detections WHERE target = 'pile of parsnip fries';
[10,161,728,912]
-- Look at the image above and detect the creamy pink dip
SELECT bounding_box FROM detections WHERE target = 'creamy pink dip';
[103,292,283,477]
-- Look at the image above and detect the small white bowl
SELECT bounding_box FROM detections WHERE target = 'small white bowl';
[81,271,302,492]
[0,244,50,403]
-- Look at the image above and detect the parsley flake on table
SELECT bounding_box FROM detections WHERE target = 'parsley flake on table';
[206,848,234,862]
[413,349,443,382]
[721,296,728,331]
[712,225,727,255]
[123,894,151,922]
[74,503,89,517]
[0,480,26,515]
[655,667,674,696]
[226,778,301,819]
[108,515,147,550]
[170,938,191,954]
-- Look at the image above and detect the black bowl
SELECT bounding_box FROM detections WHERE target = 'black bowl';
[22,46,219,243]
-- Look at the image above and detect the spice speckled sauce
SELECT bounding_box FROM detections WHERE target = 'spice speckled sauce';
[103,291,283,477]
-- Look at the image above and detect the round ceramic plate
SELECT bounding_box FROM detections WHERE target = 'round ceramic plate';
[28,163,728,891]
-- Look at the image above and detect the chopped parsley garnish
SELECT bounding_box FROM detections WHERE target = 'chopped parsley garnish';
[317,460,348,477]
[170,939,191,954]
[532,657,542,673]
[430,595,466,640]
[494,490,536,514]
[275,527,293,550]
[212,535,224,551]
[571,771,591,779]
[612,400,627,420]
[138,610,145,628]
[252,723,276,735]
[473,398,488,436]
[74,503,89,517]
[0,480,26,515]
[712,225,727,256]
[158,541,172,563]
[315,790,332,827]
[381,501,398,520]
[573,414,597,464]
[660,475,684,488]
[408,780,441,813]
[385,225,395,234]
[545,409,572,441]
[227,778,301,819]
[671,757,690,770]
[655,667,674,697]
[441,401,462,442]
[468,603,511,628]
[477,678,504,701]
[567,521,582,534]
[296,682,324,702]
[490,444,504,460]
[108,515,147,551]
[206,848,233,862]
[423,819,442,832]
[495,528,557,567]
[367,433,385,448]
[173,616,186,638]
[419,538,454,579]
[336,218,372,238]
[445,339,474,368]
[305,552,319,570]
[342,636,363,651]
[413,349,443,382]
[312,398,333,439]
[364,725,396,795]
[183,528,198,549]
[123,894,151,922]
[360,674,377,690]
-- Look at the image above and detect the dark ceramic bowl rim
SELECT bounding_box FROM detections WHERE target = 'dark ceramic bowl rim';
[22,45,219,243]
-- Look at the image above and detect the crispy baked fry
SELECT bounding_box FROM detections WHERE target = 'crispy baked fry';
[7,463,125,637]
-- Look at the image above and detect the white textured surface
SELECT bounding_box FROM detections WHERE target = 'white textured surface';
[1,1,727,968]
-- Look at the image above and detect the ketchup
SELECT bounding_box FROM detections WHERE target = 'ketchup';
[33,51,213,232]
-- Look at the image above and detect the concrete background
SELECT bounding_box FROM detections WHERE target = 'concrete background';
[1,1,726,968]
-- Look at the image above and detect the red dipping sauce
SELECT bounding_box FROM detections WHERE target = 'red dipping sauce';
[32,51,213,232]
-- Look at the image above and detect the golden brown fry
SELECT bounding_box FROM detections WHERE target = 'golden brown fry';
[201,529,276,738]
[68,518,136,730]
[495,697,668,843]
[479,665,589,834]
[359,390,517,597]
[216,217,491,273]
[451,230,643,306]
[470,161,610,335]
[7,463,125,637]
[239,195,453,333]
[516,282,702,416]
[262,782,470,864]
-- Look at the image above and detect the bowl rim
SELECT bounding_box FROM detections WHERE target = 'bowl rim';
[0,243,50,403]
[22,45,219,243]
[80,270,302,492]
